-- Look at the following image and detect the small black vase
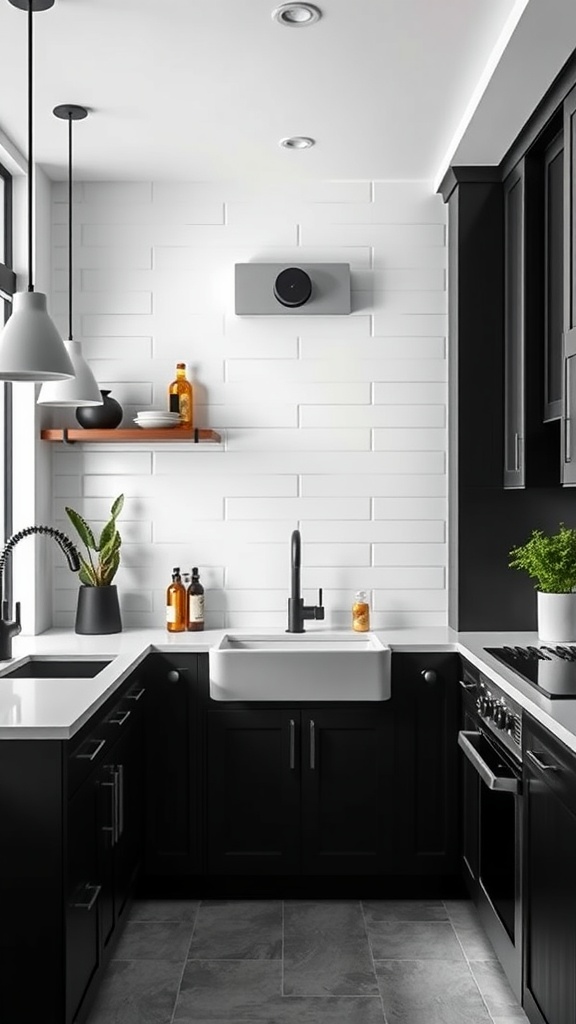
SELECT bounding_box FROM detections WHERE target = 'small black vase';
[75,585,123,634]
[76,390,123,429]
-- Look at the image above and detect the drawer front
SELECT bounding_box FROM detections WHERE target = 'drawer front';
[68,676,146,796]
[523,713,576,817]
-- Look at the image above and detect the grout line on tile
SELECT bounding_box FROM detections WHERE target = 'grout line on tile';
[443,903,501,1024]
[359,899,387,1022]
[169,902,200,1024]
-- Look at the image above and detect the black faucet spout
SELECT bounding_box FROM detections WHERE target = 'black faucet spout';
[287,527,324,633]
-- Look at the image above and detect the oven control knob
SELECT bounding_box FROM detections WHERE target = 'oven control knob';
[494,705,507,729]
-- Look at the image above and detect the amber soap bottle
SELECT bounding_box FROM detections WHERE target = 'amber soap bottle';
[166,567,186,632]
[187,567,205,631]
[168,363,193,428]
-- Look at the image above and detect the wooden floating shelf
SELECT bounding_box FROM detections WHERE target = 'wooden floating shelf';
[40,427,222,444]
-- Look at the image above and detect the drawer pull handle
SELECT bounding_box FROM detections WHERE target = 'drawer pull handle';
[76,737,106,761]
[526,749,560,773]
[108,709,131,727]
[73,883,101,912]
[126,687,145,701]
[310,719,316,770]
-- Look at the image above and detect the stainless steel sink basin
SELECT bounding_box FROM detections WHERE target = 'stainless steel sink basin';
[209,632,391,701]
[0,657,113,679]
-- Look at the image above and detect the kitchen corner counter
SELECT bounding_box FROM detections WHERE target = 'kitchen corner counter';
[3,625,576,752]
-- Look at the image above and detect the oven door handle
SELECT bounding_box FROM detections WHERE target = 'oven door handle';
[458,731,520,793]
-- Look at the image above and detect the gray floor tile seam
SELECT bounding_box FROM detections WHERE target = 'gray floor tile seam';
[450,937,503,1024]
[169,902,201,1024]
[281,899,285,998]
[185,956,284,962]
[359,898,389,1023]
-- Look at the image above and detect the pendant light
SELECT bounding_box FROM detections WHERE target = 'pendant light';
[0,0,74,381]
[38,106,102,406]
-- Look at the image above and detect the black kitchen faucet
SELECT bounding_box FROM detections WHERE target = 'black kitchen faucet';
[286,528,324,633]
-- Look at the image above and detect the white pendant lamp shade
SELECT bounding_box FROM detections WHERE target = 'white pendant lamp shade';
[0,292,74,381]
[38,340,102,405]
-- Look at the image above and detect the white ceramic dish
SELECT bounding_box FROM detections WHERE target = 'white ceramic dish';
[135,410,180,420]
[134,418,180,429]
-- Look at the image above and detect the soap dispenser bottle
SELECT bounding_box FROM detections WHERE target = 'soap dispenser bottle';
[187,567,205,631]
[352,590,370,632]
[166,567,186,632]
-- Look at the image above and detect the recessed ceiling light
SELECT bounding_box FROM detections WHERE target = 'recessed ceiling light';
[272,4,321,27]
[279,136,316,149]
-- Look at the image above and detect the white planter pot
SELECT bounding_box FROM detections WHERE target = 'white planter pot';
[537,591,576,642]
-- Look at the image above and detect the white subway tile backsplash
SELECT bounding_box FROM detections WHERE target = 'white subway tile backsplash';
[48,179,448,628]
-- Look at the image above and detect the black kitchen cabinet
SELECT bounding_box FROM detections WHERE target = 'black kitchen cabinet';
[523,714,576,1024]
[0,666,146,1024]
[504,162,527,489]
[562,84,576,483]
[206,708,300,875]
[392,652,460,878]
[544,130,564,422]
[206,704,394,877]
[144,652,204,877]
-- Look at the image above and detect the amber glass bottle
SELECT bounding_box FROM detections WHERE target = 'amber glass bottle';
[166,567,186,632]
[187,567,205,632]
[168,363,193,428]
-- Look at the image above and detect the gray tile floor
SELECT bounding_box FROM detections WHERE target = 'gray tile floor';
[85,898,529,1024]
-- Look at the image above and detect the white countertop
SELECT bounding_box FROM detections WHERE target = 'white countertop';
[3,625,576,753]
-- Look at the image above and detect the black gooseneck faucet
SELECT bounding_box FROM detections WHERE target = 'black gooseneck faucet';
[0,526,81,660]
[287,528,324,633]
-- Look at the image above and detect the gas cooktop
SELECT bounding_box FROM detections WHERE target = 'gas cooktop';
[485,645,576,699]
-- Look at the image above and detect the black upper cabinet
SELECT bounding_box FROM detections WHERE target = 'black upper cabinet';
[523,715,576,1024]
[544,131,564,422]
[504,163,526,488]
[562,85,576,484]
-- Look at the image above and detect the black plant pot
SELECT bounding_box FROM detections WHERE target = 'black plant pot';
[76,390,123,429]
[75,585,122,635]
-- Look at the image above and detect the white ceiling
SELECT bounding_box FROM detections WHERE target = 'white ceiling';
[0,0,572,182]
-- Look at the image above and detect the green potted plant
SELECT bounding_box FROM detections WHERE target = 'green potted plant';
[509,523,576,641]
[65,494,124,634]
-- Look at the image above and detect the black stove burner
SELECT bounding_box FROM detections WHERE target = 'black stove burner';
[485,646,576,698]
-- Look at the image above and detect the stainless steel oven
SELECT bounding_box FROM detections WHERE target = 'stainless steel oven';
[459,659,523,1001]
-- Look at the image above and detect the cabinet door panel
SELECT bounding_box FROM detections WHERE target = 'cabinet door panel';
[66,778,101,1024]
[504,164,526,488]
[544,132,564,421]
[300,707,394,875]
[207,709,300,875]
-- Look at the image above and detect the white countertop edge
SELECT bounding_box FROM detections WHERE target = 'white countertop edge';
[3,626,576,753]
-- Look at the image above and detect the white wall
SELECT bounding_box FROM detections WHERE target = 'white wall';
[48,180,448,631]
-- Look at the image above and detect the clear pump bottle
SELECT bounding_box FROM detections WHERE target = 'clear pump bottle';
[352,590,370,632]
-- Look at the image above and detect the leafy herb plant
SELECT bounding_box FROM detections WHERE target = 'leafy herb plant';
[65,494,124,587]
[509,524,576,593]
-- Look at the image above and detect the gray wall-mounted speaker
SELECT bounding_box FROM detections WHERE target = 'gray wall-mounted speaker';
[235,263,351,315]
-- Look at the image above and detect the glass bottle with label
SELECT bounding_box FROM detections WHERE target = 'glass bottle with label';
[166,567,186,632]
[168,363,193,428]
[187,567,205,632]
[352,590,370,632]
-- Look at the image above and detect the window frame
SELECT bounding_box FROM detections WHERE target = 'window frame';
[0,160,16,607]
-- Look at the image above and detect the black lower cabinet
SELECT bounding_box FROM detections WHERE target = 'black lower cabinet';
[206,709,300,875]
[523,714,576,1024]
[0,667,146,1024]
[144,653,204,878]
[206,704,395,877]
[392,652,460,878]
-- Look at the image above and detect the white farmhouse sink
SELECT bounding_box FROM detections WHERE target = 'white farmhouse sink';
[208,632,391,701]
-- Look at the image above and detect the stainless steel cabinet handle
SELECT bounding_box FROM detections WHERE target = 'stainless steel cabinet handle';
[108,709,131,727]
[126,687,145,701]
[73,883,101,912]
[101,769,118,845]
[117,764,124,838]
[458,731,519,793]
[514,432,521,471]
[289,719,295,770]
[76,737,106,761]
[526,749,560,773]
[309,719,316,770]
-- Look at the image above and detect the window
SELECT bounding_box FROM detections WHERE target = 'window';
[0,161,16,604]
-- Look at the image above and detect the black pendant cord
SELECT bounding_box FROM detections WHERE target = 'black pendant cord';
[27,0,34,291]
[68,115,73,340]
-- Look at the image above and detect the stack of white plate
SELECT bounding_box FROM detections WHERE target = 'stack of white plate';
[134,411,181,429]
